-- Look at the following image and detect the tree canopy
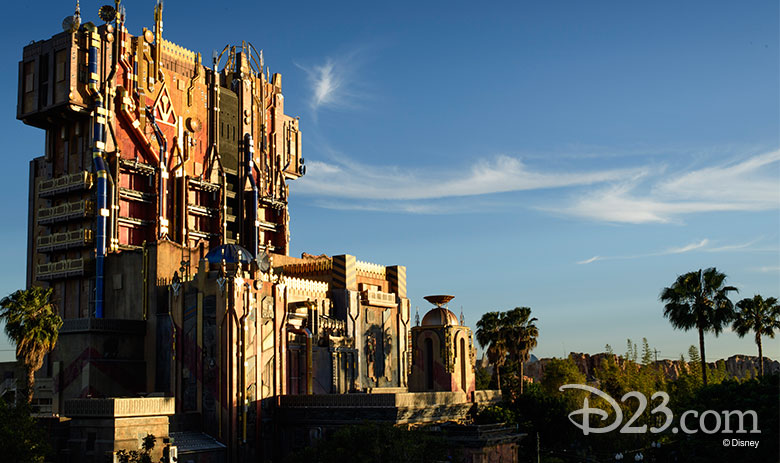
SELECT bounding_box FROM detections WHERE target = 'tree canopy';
[732,294,780,377]
[0,287,62,404]
[660,268,737,385]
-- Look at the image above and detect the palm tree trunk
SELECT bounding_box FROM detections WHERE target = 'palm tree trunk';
[24,365,34,405]
[757,334,764,377]
[495,363,501,390]
[519,361,524,395]
[698,327,708,386]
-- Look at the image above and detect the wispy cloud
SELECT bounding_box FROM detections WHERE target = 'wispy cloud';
[297,154,648,201]
[752,266,780,273]
[704,239,761,253]
[296,49,368,114]
[556,150,780,224]
[309,59,341,109]
[296,140,778,222]
[576,238,766,265]
[665,239,709,254]
[309,199,457,215]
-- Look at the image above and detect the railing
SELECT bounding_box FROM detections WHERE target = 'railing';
[37,228,93,252]
[119,158,156,176]
[37,200,94,224]
[38,171,93,197]
[356,260,386,277]
[64,397,175,417]
[361,290,397,308]
[319,316,346,333]
[37,257,86,280]
[257,220,279,231]
[188,177,220,192]
[117,216,154,227]
[119,187,155,203]
[282,259,332,275]
[284,276,329,296]
[187,229,217,240]
[187,204,218,217]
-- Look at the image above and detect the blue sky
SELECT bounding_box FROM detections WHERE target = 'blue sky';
[1,1,778,363]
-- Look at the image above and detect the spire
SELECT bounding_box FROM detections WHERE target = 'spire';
[154,0,164,36]
[414,307,420,326]
[75,0,81,18]
[153,0,163,77]
[459,306,465,326]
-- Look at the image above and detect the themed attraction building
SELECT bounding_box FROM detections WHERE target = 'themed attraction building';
[15,1,513,462]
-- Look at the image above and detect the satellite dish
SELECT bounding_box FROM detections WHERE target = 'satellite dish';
[62,15,79,33]
[98,5,117,23]
[257,251,271,273]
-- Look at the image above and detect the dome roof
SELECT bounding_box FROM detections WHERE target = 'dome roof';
[205,244,254,264]
[421,307,459,327]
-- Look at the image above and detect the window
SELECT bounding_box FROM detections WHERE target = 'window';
[424,337,433,390]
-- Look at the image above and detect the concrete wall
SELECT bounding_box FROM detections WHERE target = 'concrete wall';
[55,319,146,401]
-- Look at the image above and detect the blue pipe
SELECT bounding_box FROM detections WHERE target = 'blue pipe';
[93,156,107,319]
[89,39,106,318]
[244,134,258,257]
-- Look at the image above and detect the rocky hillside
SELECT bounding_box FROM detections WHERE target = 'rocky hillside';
[516,353,780,383]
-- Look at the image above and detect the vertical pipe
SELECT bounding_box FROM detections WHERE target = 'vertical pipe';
[146,106,168,238]
[287,327,313,394]
[241,311,247,444]
[244,134,258,257]
[89,30,107,319]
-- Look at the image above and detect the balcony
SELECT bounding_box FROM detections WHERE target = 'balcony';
[37,228,93,253]
[188,177,220,192]
[361,290,397,308]
[119,187,155,204]
[38,171,93,197]
[119,158,156,176]
[187,204,218,218]
[37,257,86,280]
[37,200,94,225]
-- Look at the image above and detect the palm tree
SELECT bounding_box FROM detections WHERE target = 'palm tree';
[0,287,62,404]
[476,311,508,390]
[660,268,737,386]
[732,295,780,377]
[503,307,538,395]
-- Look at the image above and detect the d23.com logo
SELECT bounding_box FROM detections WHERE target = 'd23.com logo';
[559,384,760,436]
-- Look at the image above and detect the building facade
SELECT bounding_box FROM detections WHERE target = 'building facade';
[16,2,500,462]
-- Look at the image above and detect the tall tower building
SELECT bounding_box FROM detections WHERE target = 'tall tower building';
[20,0,303,321]
[13,2,495,461]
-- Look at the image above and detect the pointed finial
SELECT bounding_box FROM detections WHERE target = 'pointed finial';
[154,0,164,36]
[415,307,420,326]
[459,306,465,326]
[75,0,81,17]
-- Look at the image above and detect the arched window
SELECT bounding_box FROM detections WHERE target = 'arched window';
[460,337,467,393]
[424,337,433,390]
